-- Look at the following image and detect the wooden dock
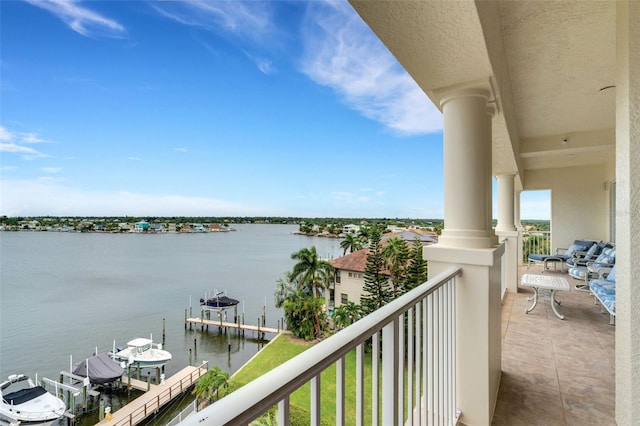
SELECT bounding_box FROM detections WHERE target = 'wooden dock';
[98,364,207,426]
[186,317,280,335]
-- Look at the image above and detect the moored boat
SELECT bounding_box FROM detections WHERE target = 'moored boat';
[111,337,172,369]
[0,374,65,426]
[72,353,125,385]
[200,291,239,310]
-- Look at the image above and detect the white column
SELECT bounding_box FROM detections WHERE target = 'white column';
[615,2,640,424]
[424,85,502,426]
[438,88,496,249]
[495,174,516,232]
[495,174,519,294]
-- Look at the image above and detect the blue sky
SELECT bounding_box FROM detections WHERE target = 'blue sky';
[0,0,549,219]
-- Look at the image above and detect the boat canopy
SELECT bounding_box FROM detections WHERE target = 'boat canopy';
[73,353,124,385]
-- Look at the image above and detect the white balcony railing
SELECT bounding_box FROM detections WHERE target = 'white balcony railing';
[522,230,551,262]
[179,266,462,426]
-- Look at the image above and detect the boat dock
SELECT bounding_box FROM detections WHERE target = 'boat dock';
[185,317,280,335]
[98,363,208,426]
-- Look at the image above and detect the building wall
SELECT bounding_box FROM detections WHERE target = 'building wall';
[330,271,365,308]
[615,2,640,423]
[525,164,611,248]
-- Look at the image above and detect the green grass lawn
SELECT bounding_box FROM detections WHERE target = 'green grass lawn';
[230,333,376,424]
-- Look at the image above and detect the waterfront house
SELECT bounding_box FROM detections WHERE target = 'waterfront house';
[326,249,389,311]
[134,221,150,233]
[183,2,638,425]
[381,228,438,245]
[341,224,360,235]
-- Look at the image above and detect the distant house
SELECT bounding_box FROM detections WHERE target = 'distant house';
[134,221,150,233]
[326,249,391,312]
[381,229,438,245]
[149,223,165,233]
[209,223,222,232]
[342,224,360,235]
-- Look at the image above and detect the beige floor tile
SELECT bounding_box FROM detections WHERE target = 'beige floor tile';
[493,266,615,425]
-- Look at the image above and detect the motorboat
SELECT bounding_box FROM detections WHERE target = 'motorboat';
[200,291,239,310]
[111,336,172,369]
[72,353,124,385]
[0,374,65,426]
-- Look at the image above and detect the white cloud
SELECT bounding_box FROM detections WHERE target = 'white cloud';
[152,1,273,43]
[127,156,142,161]
[175,147,188,152]
[0,179,266,217]
[21,132,51,144]
[24,0,125,38]
[0,126,13,142]
[42,167,62,173]
[244,51,274,75]
[0,142,47,159]
[300,2,442,135]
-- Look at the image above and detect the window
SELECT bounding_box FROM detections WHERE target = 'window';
[341,293,348,304]
[335,271,341,283]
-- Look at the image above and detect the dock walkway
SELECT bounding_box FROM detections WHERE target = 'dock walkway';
[99,364,207,426]
[186,317,280,334]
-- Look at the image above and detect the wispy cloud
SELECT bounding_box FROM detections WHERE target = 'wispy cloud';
[42,167,62,173]
[0,142,47,159]
[0,179,267,217]
[300,2,442,135]
[152,1,278,74]
[21,132,51,144]
[24,0,125,38]
[152,1,273,42]
[127,156,143,161]
[174,147,188,153]
[244,51,274,75]
[0,126,13,142]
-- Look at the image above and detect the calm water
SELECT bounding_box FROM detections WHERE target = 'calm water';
[0,224,342,424]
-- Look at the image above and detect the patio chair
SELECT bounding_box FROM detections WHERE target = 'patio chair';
[527,239,596,273]
[589,266,616,325]
[568,246,616,291]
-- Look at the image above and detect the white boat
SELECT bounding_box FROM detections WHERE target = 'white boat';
[0,374,65,426]
[112,337,172,369]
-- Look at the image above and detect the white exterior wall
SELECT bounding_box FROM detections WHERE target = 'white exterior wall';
[331,271,365,308]
[525,164,611,248]
[616,2,640,423]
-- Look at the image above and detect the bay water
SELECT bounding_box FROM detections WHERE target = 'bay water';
[0,224,343,424]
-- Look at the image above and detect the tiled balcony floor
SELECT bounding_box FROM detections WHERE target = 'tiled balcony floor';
[492,266,615,426]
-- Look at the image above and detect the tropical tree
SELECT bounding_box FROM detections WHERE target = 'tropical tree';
[360,229,392,315]
[405,238,428,292]
[340,232,363,255]
[283,296,328,340]
[382,236,410,297]
[290,246,334,297]
[274,271,308,309]
[192,367,230,404]
[332,302,362,330]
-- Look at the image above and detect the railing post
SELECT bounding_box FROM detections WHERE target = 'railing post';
[311,375,321,426]
[382,317,399,425]
[356,343,364,426]
[278,397,290,425]
[336,358,345,426]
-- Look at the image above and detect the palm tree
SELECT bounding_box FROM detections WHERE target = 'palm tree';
[274,271,308,308]
[290,246,334,297]
[332,302,362,330]
[382,236,410,297]
[192,367,230,404]
[340,233,363,255]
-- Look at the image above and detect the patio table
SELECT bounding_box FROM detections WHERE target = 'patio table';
[520,273,570,320]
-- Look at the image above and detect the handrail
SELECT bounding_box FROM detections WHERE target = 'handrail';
[180,266,462,425]
[112,361,208,426]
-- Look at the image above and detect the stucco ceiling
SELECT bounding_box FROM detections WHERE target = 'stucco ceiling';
[349,1,616,177]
